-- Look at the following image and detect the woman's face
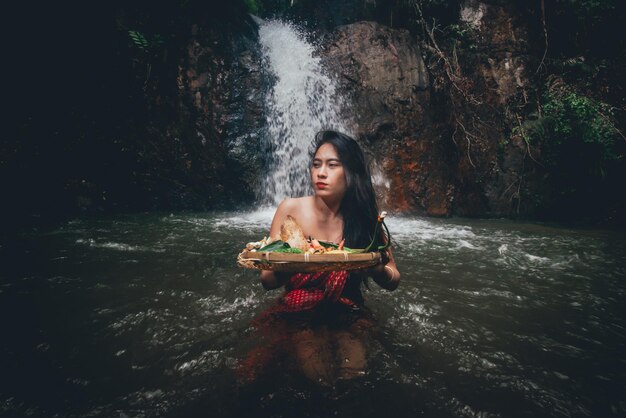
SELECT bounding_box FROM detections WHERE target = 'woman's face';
[311,143,347,199]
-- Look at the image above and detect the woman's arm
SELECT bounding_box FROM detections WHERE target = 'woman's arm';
[260,198,294,290]
[365,248,401,291]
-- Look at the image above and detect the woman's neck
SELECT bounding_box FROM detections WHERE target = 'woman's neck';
[313,195,342,220]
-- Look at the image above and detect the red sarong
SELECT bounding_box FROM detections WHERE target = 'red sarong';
[280,270,356,311]
[237,270,366,382]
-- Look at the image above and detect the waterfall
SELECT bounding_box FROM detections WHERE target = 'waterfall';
[258,20,351,205]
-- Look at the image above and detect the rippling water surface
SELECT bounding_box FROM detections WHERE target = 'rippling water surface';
[1,211,625,417]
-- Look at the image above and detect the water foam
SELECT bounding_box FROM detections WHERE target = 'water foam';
[387,217,477,245]
[210,207,275,231]
[75,238,165,253]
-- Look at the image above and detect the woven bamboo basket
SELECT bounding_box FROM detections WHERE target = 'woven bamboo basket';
[237,250,381,272]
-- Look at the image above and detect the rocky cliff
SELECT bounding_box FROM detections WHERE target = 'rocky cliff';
[121,0,625,222]
[312,4,540,218]
[236,0,623,223]
[6,0,623,230]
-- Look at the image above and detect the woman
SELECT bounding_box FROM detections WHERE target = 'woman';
[249,130,400,385]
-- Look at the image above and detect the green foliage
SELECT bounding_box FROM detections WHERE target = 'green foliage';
[128,30,149,50]
[512,81,623,219]
[127,30,167,91]
[542,86,620,174]
[274,247,304,253]
[258,240,290,252]
[447,23,471,40]
[128,30,165,56]
[446,23,478,52]
[244,0,260,14]
[512,113,549,144]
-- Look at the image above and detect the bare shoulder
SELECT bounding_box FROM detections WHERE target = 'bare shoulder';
[269,197,313,239]
[277,196,312,214]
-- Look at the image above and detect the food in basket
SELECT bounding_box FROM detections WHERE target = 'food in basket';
[237,212,390,272]
[243,212,390,255]
[244,217,351,255]
[280,215,309,252]
[245,237,272,251]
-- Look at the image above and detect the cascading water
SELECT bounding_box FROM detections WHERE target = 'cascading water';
[258,20,351,205]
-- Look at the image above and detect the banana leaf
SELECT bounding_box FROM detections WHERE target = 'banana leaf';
[258,240,290,252]
[257,214,391,254]
[317,240,359,253]
[274,247,304,253]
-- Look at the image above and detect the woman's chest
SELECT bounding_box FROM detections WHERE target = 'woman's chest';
[297,217,343,243]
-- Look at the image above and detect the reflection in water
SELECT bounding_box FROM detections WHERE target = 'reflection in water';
[0,212,625,417]
[239,302,374,387]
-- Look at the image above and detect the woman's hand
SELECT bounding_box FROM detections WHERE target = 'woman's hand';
[364,250,400,291]
[260,270,290,290]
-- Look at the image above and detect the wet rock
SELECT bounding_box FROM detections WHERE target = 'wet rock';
[321,21,454,215]
[318,3,541,218]
[175,20,266,208]
[457,0,541,217]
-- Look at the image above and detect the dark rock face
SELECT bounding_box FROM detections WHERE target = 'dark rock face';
[452,0,542,218]
[318,3,540,218]
[119,17,266,212]
[7,0,621,230]
[4,3,267,231]
[5,0,563,232]
[322,21,456,216]
[177,22,266,208]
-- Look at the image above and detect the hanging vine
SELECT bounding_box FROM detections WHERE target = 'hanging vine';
[410,0,487,170]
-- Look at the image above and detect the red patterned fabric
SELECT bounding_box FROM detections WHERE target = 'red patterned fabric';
[279,270,356,311]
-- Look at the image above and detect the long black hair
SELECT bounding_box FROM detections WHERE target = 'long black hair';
[312,130,387,249]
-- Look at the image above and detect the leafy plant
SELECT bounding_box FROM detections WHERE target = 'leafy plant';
[446,23,478,52]
[511,79,624,219]
[128,30,165,56]
[542,85,621,175]
[512,113,550,145]
[127,30,166,90]
[128,30,149,51]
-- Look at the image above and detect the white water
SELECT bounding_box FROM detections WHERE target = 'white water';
[258,20,351,204]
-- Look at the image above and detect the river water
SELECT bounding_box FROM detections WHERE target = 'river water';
[1,210,625,417]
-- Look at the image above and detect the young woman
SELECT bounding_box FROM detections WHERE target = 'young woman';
[261,130,400,293]
[246,130,400,385]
